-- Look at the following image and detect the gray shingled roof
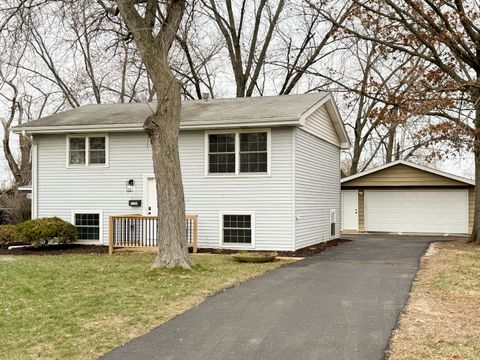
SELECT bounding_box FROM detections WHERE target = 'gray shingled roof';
[16,93,328,131]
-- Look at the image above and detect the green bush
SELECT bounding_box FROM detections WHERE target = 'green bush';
[0,225,24,246]
[16,217,77,247]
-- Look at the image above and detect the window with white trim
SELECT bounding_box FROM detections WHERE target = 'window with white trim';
[74,213,100,241]
[208,134,236,173]
[240,132,268,173]
[207,130,269,175]
[67,135,107,166]
[222,214,252,244]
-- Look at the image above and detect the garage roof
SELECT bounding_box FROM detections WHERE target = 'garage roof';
[341,160,474,187]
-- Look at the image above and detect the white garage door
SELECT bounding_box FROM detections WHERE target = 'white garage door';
[365,190,468,234]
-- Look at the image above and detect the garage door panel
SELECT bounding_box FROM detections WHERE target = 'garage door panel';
[365,190,468,233]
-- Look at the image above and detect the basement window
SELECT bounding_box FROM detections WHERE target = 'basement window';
[221,213,255,245]
[74,213,101,241]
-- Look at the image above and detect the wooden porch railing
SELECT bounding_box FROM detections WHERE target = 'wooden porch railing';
[108,215,198,255]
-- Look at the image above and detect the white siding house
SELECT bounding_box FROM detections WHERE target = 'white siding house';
[14,93,349,251]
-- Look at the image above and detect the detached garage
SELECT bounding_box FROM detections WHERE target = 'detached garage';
[341,160,475,235]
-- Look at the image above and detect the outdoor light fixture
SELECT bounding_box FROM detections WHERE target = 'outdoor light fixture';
[126,179,135,192]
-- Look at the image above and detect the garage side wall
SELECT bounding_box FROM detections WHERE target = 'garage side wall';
[294,128,341,250]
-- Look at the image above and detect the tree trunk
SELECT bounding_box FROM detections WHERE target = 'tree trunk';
[114,0,190,268]
[385,125,396,163]
[469,92,480,245]
[146,79,192,268]
[350,136,362,175]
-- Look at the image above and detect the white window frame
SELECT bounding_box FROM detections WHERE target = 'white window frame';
[71,210,103,244]
[218,211,256,249]
[66,134,109,168]
[205,129,271,177]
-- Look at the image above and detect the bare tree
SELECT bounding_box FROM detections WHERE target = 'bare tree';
[311,0,480,243]
[201,0,286,97]
[103,0,192,268]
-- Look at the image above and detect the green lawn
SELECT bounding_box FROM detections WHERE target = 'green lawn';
[0,253,292,360]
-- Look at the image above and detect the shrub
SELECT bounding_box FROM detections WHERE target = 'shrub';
[0,192,31,224]
[16,217,77,247]
[0,225,24,246]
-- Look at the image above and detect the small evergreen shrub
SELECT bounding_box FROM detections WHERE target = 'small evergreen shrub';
[0,225,23,245]
[16,217,77,247]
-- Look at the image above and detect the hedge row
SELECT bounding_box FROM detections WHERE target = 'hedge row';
[0,217,77,247]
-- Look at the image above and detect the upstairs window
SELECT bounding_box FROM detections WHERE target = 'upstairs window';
[206,130,270,176]
[89,137,106,164]
[67,135,108,167]
[240,133,268,173]
[69,137,86,165]
[208,134,235,174]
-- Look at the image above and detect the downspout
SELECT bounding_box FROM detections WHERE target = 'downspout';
[291,128,296,251]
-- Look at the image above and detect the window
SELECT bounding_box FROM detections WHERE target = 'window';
[208,134,235,173]
[89,137,106,164]
[69,137,86,165]
[222,214,254,245]
[67,135,108,166]
[74,213,100,241]
[206,130,270,175]
[240,132,268,173]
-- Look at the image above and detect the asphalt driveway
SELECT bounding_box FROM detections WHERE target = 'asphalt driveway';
[100,234,452,360]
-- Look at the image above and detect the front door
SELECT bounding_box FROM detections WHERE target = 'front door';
[146,177,158,216]
[342,190,358,231]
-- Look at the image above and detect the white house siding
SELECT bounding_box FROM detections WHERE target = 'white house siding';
[301,104,341,147]
[34,128,294,250]
[294,128,341,250]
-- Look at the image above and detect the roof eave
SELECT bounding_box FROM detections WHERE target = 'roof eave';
[12,119,301,135]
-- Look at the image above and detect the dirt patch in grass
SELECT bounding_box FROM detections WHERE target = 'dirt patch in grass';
[388,241,480,360]
[197,238,351,257]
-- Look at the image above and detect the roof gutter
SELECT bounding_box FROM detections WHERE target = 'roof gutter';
[12,119,301,134]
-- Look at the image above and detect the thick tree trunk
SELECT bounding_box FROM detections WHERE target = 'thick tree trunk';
[146,79,191,268]
[469,93,480,245]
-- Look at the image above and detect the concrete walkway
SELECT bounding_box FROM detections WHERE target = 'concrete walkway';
[100,235,450,360]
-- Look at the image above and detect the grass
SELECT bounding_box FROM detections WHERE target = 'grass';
[388,241,480,360]
[0,252,293,360]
